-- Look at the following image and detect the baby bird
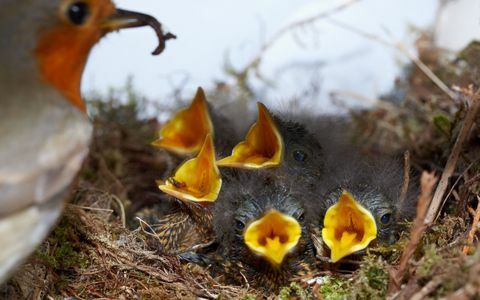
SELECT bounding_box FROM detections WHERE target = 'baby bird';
[152,87,238,157]
[183,172,317,292]
[312,142,417,263]
[217,103,325,184]
[147,134,221,253]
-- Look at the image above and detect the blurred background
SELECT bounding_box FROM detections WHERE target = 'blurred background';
[83,0,480,113]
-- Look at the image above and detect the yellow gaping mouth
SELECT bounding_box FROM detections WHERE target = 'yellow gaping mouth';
[217,102,283,169]
[152,87,213,156]
[158,134,222,203]
[322,191,377,263]
[244,209,301,266]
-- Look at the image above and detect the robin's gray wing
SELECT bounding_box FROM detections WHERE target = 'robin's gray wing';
[0,96,92,283]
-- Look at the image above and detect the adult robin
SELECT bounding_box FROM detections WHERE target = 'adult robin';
[0,0,174,284]
[181,172,317,292]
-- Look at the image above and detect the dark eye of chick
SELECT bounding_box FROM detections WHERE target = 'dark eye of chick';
[67,1,90,25]
[293,149,307,162]
[298,213,305,222]
[380,213,392,225]
[236,220,245,230]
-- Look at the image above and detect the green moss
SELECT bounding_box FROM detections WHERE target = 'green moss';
[318,256,389,300]
[34,218,89,270]
[352,256,389,299]
[417,245,442,278]
[319,276,349,300]
[278,282,311,300]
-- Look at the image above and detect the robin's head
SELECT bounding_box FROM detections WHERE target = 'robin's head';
[214,173,315,289]
[0,0,174,112]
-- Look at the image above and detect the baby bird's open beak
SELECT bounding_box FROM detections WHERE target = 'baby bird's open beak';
[102,9,176,55]
[153,88,213,156]
[322,191,377,263]
[244,209,301,266]
[158,134,222,203]
[217,102,283,169]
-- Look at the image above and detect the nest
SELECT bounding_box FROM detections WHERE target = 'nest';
[3,40,480,299]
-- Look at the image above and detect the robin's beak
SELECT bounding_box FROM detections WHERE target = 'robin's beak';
[244,209,301,266]
[322,191,377,263]
[152,88,213,156]
[102,9,176,55]
[158,134,222,203]
[217,102,283,169]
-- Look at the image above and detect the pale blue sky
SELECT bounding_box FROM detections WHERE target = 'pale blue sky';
[82,0,477,112]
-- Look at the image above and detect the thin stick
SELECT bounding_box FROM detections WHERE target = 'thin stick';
[326,18,458,101]
[462,196,480,255]
[111,194,126,228]
[397,151,411,219]
[388,171,438,295]
[410,275,445,300]
[425,90,480,225]
[240,0,362,72]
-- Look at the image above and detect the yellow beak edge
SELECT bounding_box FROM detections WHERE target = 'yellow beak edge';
[152,87,213,156]
[322,191,377,263]
[158,134,222,203]
[217,102,283,169]
[244,209,301,266]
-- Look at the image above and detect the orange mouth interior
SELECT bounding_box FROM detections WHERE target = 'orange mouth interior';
[158,134,222,203]
[217,102,283,169]
[322,191,377,263]
[244,209,301,266]
[152,87,213,155]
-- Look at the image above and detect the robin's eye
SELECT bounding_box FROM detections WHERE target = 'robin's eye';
[380,213,392,225]
[293,150,307,162]
[67,2,90,25]
[236,220,245,230]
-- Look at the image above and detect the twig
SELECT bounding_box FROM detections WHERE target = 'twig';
[397,151,411,219]
[330,90,401,112]
[410,275,446,300]
[443,160,477,212]
[68,204,114,213]
[388,171,438,296]
[326,18,458,101]
[425,89,480,224]
[236,0,362,75]
[462,196,480,255]
[110,194,126,228]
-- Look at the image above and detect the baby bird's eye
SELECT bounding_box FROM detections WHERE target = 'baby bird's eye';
[298,213,305,222]
[67,1,90,25]
[236,220,245,230]
[293,149,307,162]
[380,213,392,225]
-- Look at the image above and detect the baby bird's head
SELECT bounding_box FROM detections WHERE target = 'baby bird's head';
[315,156,416,263]
[214,173,316,290]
